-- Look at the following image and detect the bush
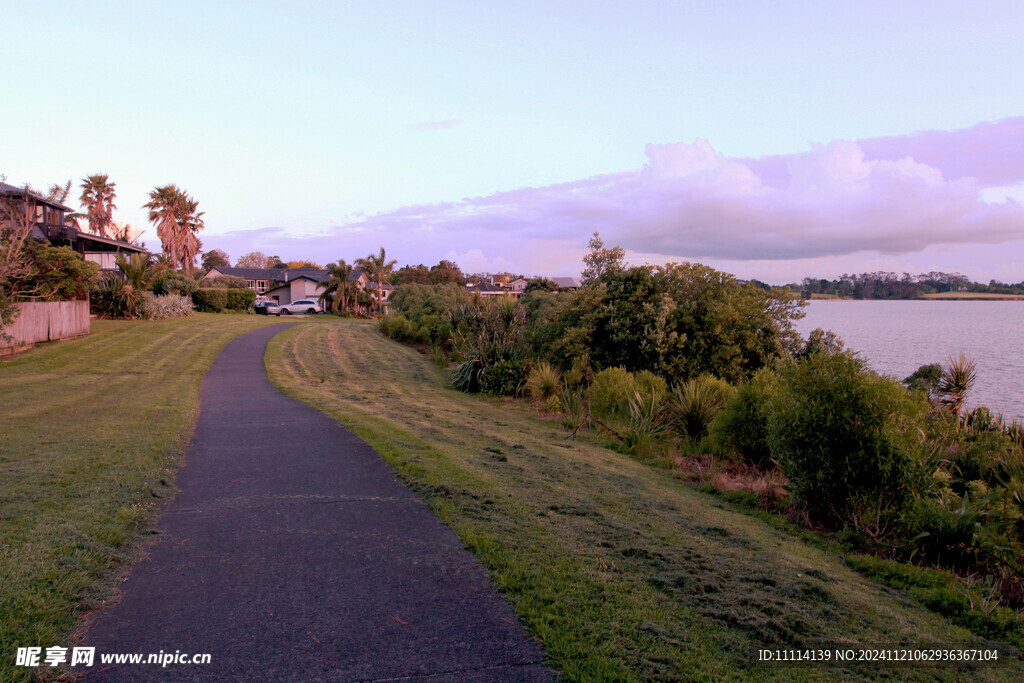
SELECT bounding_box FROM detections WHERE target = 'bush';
[480,359,528,396]
[203,275,248,289]
[767,351,930,527]
[589,367,637,422]
[634,370,667,402]
[141,293,194,320]
[152,273,198,296]
[192,288,228,312]
[706,370,777,467]
[225,287,255,311]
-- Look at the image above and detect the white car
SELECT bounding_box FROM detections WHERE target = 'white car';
[276,299,321,316]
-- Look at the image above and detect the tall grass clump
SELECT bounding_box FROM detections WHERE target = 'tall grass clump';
[526,362,562,410]
[141,292,194,320]
[623,389,666,457]
[666,375,734,444]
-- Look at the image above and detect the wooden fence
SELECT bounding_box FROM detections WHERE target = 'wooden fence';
[0,300,90,354]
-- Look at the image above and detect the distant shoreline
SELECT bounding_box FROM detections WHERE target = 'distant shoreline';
[806,293,1024,301]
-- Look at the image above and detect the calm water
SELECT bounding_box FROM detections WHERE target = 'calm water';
[794,300,1024,421]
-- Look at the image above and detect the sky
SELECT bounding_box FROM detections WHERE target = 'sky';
[4,0,1024,283]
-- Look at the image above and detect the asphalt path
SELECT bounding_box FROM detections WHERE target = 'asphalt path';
[82,324,554,681]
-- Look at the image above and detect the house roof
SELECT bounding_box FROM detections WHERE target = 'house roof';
[550,276,582,289]
[73,227,147,253]
[208,267,329,283]
[0,182,75,212]
[468,281,506,293]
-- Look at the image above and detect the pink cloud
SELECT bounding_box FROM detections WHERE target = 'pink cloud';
[207,117,1024,281]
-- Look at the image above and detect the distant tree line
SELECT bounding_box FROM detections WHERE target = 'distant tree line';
[788,271,1024,299]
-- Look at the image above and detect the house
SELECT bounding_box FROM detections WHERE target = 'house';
[202,267,329,304]
[466,280,509,298]
[506,278,528,298]
[202,265,396,310]
[1,182,146,275]
[550,276,582,290]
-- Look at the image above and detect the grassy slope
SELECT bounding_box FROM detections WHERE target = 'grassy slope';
[268,319,1023,682]
[0,314,290,682]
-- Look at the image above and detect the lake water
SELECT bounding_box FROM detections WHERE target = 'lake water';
[794,300,1024,421]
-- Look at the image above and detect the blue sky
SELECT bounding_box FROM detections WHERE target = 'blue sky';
[4,1,1024,281]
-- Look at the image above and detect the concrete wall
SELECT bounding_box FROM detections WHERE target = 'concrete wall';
[1,300,90,354]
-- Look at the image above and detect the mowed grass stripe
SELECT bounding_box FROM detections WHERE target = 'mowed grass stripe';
[0,314,290,683]
[268,318,1023,682]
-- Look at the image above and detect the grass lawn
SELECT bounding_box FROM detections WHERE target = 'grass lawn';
[268,319,1024,682]
[0,314,292,682]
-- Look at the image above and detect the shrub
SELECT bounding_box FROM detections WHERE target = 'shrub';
[141,293,194,320]
[225,287,255,311]
[480,359,528,397]
[203,275,248,289]
[767,351,931,528]
[634,370,667,402]
[152,273,199,296]
[192,288,228,312]
[705,370,777,467]
[91,276,143,319]
[526,362,562,403]
[903,363,942,401]
[589,367,637,421]
[666,375,734,443]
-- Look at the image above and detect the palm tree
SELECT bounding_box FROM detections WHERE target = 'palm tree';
[319,260,354,314]
[144,185,205,275]
[355,247,397,317]
[116,252,157,290]
[79,174,117,238]
[938,352,978,430]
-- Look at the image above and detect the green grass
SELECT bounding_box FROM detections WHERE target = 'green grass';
[267,319,1024,682]
[0,314,291,683]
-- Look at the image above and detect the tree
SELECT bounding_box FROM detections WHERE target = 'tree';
[581,232,625,286]
[1,184,41,327]
[525,277,559,293]
[201,249,230,271]
[319,260,354,314]
[144,185,205,275]
[47,180,72,204]
[355,246,397,316]
[285,260,322,269]
[79,174,117,238]
[393,264,431,285]
[938,352,978,429]
[428,259,466,285]
[235,251,275,269]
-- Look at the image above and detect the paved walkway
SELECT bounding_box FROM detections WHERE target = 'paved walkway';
[83,325,553,681]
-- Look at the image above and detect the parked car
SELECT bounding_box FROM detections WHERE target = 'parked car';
[276,299,321,316]
[255,301,280,315]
